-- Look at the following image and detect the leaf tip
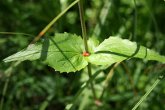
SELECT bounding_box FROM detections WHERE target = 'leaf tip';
[3,57,11,63]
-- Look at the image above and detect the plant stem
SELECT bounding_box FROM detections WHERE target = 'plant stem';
[0,61,20,110]
[100,62,120,99]
[31,0,80,44]
[93,0,111,37]
[133,0,137,40]
[0,32,35,37]
[0,78,10,110]
[122,62,137,95]
[78,0,88,51]
[65,66,106,110]
[132,74,164,110]
[78,0,96,99]
[87,64,96,99]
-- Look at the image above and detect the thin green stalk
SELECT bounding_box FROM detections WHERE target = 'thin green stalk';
[78,0,88,51]
[93,0,111,37]
[100,62,120,99]
[39,94,55,110]
[0,78,10,110]
[0,32,35,37]
[87,63,96,99]
[132,74,164,110]
[65,67,105,110]
[122,62,137,95]
[0,61,21,110]
[78,0,96,99]
[31,0,80,44]
[133,0,137,40]
[143,0,159,34]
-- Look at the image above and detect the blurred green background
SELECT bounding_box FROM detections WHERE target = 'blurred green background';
[0,0,165,110]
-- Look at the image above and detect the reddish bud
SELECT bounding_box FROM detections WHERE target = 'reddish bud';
[83,52,90,56]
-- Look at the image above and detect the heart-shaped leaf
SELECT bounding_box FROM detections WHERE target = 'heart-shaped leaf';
[87,36,165,65]
[3,33,88,73]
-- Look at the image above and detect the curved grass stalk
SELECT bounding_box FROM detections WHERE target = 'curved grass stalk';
[93,0,111,37]
[39,94,55,110]
[0,61,21,110]
[133,0,137,40]
[65,67,105,110]
[132,74,164,110]
[31,0,80,44]
[0,32,35,37]
[100,62,121,99]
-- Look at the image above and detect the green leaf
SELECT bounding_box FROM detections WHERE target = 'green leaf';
[87,36,165,65]
[3,33,88,73]
[87,37,100,53]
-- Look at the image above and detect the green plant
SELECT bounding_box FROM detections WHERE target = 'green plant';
[1,0,165,110]
[3,33,165,72]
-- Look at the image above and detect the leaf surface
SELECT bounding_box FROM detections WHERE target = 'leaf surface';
[4,35,165,72]
[4,33,88,73]
[87,36,165,65]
